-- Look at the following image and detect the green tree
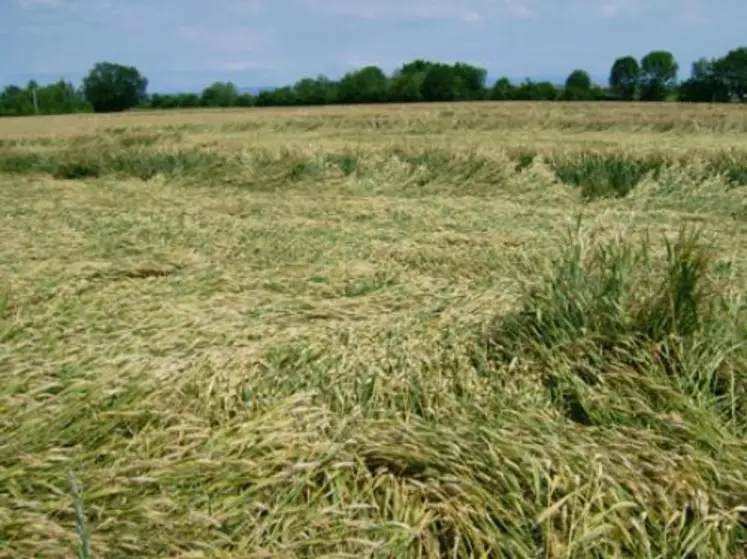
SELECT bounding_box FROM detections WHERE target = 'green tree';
[389,59,435,102]
[398,59,435,76]
[201,81,239,107]
[293,75,336,105]
[180,93,202,108]
[489,77,516,100]
[0,85,33,115]
[609,56,640,100]
[514,79,558,101]
[717,47,747,101]
[150,93,184,109]
[421,63,460,102]
[563,69,593,100]
[389,71,424,102]
[639,51,678,101]
[149,93,165,109]
[533,81,559,100]
[337,66,389,104]
[235,93,255,107]
[0,80,89,116]
[255,87,297,107]
[678,58,730,103]
[451,62,488,100]
[35,79,89,114]
[82,61,148,112]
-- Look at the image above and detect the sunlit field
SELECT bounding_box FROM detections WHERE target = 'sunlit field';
[1,101,746,558]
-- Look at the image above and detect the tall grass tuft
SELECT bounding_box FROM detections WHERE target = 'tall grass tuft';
[486,221,746,434]
[705,149,747,188]
[550,153,666,200]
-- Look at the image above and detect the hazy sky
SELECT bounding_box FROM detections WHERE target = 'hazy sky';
[1,0,745,92]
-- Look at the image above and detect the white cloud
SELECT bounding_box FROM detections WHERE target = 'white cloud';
[496,0,534,19]
[462,9,482,23]
[598,3,623,18]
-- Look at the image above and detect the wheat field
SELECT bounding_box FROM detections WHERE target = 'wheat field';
[1,102,746,558]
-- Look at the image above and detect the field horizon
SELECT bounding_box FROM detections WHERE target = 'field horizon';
[1,101,746,557]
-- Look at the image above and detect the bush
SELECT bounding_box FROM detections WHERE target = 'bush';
[82,62,148,113]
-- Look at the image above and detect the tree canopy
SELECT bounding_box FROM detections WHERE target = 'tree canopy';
[563,70,595,100]
[200,81,240,107]
[3,45,747,117]
[609,56,640,101]
[82,62,148,113]
[639,51,678,101]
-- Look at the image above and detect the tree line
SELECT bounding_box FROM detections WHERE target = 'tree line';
[2,46,747,116]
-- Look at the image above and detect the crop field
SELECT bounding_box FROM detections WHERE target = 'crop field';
[1,101,747,557]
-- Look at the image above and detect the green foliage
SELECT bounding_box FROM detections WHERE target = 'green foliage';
[0,80,90,116]
[6,144,747,199]
[389,71,425,102]
[489,77,516,100]
[550,153,665,200]
[337,66,389,104]
[487,224,746,433]
[451,62,488,100]
[563,69,594,100]
[639,50,678,101]
[7,43,747,118]
[0,85,33,116]
[201,81,239,107]
[82,61,148,113]
[235,93,255,107]
[609,56,640,100]
[149,93,202,109]
[0,146,231,181]
[293,75,337,105]
[512,150,536,171]
[0,152,52,174]
[513,79,559,100]
[255,86,297,107]
[679,58,731,103]
[676,47,747,103]
[704,150,747,187]
[718,47,747,100]
[391,60,487,103]
[420,63,462,102]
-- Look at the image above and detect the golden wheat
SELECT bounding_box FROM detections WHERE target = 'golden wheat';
[1,102,746,558]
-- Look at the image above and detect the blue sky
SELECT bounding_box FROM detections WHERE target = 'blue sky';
[1,0,745,93]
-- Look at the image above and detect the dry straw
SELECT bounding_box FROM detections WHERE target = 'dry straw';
[1,102,746,557]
